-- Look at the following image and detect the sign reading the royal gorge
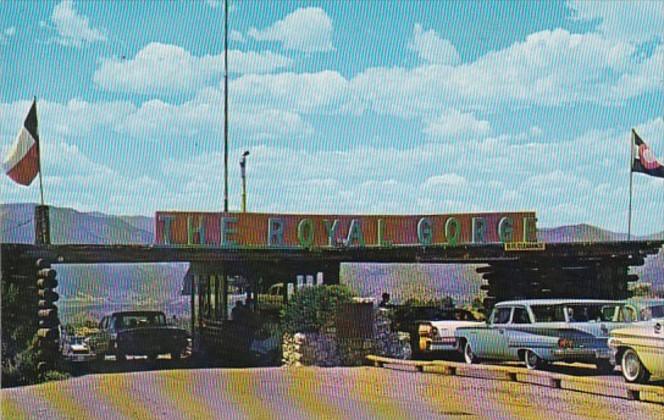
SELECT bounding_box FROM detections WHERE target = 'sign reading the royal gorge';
[154,211,538,248]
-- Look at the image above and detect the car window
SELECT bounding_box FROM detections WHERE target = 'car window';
[492,307,511,325]
[619,306,638,322]
[530,305,566,322]
[565,304,617,322]
[640,305,664,321]
[512,307,531,324]
[118,313,167,327]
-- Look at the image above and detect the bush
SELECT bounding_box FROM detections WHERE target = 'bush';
[281,285,356,334]
[40,370,71,383]
[1,343,38,387]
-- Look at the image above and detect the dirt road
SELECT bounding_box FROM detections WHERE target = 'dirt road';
[2,366,662,419]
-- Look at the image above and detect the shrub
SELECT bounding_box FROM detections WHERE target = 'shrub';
[1,343,38,388]
[281,285,356,334]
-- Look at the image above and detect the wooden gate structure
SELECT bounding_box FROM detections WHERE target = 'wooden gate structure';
[1,207,663,363]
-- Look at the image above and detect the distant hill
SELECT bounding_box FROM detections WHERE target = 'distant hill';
[538,223,664,243]
[0,203,152,244]
[2,203,663,305]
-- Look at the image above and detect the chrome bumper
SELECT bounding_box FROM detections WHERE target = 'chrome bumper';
[551,348,611,361]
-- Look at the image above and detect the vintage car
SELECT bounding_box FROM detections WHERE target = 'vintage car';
[60,333,96,364]
[89,311,189,361]
[608,319,664,383]
[390,306,481,359]
[454,299,629,371]
[415,309,482,356]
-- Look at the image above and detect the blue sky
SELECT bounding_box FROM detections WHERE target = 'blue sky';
[0,1,662,235]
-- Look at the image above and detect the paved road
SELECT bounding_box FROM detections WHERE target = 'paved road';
[2,366,662,419]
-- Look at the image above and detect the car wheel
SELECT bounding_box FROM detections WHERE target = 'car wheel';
[621,348,650,383]
[147,353,159,361]
[524,350,543,370]
[116,348,126,362]
[95,352,105,362]
[595,359,614,374]
[463,341,479,364]
[171,351,182,361]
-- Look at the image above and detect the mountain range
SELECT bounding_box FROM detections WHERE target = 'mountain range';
[1,203,662,310]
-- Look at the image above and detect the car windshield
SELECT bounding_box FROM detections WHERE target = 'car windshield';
[70,336,84,345]
[117,313,166,328]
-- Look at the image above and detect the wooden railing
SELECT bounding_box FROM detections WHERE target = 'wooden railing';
[366,355,664,405]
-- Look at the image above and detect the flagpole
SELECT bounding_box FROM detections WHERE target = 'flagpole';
[628,129,634,241]
[223,0,229,213]
[35,96,45,206]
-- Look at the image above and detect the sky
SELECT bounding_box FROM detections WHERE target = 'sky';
[0,0,662,235]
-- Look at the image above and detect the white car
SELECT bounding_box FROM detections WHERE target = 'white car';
[62,334,95,363]
[413,308,483,355]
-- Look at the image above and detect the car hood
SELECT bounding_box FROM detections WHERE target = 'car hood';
[610,321,664,340]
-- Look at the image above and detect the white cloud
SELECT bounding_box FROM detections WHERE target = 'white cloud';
[423,109,491,140]
[116,98,312,141]
[94,42,293,94]
[351,29,658,115]
[567,1,663,44]
[248,7,333,52]
[230,30,245,43]
[50,1,106,47]
[206,0,222,8]
[0,99,136,138]
[0,26,16,45]
[422,174,468,188]
[409,23,460,65]
[230,70,358,115]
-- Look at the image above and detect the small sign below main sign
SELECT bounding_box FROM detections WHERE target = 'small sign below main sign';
[504,242,546,251]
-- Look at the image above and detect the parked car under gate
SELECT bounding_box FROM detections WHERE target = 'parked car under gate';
[414,309,482,357]
[454,299,631,371]
[89,311,190,361]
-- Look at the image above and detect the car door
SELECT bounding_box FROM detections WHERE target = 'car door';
[475,306,512,359]
[502,306,532,360]
[93,316,110,354]
[489,306,517,360]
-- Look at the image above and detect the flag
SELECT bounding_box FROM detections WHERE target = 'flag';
[2,100,41,186]
[631,129,664,178]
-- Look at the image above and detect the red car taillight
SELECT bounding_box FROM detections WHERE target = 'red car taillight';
[558,338,574,348]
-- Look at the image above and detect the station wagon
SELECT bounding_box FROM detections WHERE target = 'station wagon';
[455,299,629,371]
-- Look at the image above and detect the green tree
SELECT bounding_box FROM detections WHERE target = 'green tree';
[281,285,356,334]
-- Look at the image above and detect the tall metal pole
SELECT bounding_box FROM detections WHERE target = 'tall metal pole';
[628,129,634,240]
[240,152,248,212]
[223,0,229,212]
[34,97,45,206]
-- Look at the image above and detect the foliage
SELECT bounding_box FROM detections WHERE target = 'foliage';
[39,370,71,383]
[281,285,356,334]
[1,272,40,388]
[629,282,655,298]
[1,338,38,387]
